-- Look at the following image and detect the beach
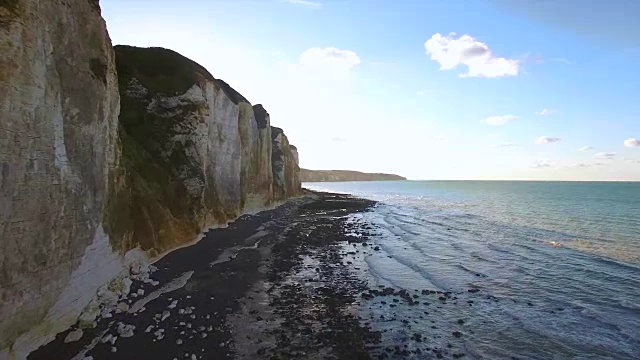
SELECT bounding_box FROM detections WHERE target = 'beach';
[29,191,384,360]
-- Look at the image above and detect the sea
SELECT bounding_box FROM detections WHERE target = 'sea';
[304,181,640,360]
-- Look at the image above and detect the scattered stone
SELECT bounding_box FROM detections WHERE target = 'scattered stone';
[137,289,145,296]
[116,302,130,313]
[176,339,183,345]
[452,331,463,338]
[117,323,136,338]
[162,311,171,321]
[64,329,84,343]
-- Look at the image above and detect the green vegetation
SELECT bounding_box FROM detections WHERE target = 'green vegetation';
[106,46,219,253]
[114,45,214,96]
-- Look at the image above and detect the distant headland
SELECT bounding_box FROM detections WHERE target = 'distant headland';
[301,169,406,182]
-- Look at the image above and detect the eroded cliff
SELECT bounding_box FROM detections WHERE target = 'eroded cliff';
[0,0,120,357]
[108,45,300,257]
[0,5,301,358]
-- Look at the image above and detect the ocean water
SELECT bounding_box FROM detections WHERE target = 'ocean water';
[304,181,640,360]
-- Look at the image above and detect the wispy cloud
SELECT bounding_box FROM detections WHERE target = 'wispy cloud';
[331,137,346,143]
[595,152,617,160]
[578,146,594,151]
[495,143,517,148]
[624,157,640,163]
[484,115,518,126]
[424,33,520,78]
[624,138,640,148]
[536,108,555,116]
[283,0,322,8]
[299,47,361,69]
[531,160,553,168]
[535,136,561,144]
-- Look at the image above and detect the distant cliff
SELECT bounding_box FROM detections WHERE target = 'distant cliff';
[301,169,406,182]
[0,2,301,357]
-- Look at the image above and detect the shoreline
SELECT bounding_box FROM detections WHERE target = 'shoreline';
[29,190,383,360]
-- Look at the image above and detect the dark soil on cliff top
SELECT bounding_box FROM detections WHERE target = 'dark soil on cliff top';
[29,191,382,360]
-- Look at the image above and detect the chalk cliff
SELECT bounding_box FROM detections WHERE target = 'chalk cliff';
[301,169,406,182]
[0,0,120,357]
[0,3,300,358]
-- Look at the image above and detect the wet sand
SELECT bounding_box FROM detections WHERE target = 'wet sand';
[29,191,382,360]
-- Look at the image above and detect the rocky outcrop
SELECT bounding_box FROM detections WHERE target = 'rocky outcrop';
[0,0,120,357]
[301,169,406,182]
[271,127,301,200]
[0,6,300,358]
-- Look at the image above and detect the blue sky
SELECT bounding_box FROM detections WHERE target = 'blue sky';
[102,0,640,180]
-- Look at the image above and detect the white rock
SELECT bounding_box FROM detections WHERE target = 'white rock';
[168,300,178,309]
[137,289,145,296]
[116,323,135,338]
[121,278,133,297]
[191,355,197,360]
[145,325,154,333]
[161,311,170,321]
[64,329,84,343]
[78,299,100,328]
[101,334,114,344]
[200,333,207,338]
[116,302,130,313]
[111,347,117,353]
[176,339,183,345]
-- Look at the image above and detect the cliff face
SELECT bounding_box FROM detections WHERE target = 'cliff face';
[109,45,300,256]
[271,127,301,200]
[301,169,406,182]
[0,7,300,358]
[0,0,120,356]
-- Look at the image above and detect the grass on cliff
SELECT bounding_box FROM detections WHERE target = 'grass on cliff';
[114,45,214,96]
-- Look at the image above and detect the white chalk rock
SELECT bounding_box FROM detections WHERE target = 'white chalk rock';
[117,323,135,338]
[64,329,84,343]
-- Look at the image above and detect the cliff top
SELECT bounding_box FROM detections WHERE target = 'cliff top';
[113,45,249,104]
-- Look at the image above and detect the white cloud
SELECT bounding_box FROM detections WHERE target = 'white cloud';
[535,136,561,144]
[424,33,520,78]
[484,115,518,126]
[496,143,517,147]
[624,138,640,148]
[283,0,322,8]
[595,152,616,160]
[531,160,553,168]
[536,108,555,116]
[299,47,361,69]
[624,157,640,163]
[578,146,593,151]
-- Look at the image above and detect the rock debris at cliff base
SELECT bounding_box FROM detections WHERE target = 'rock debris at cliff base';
[29,191,382,360]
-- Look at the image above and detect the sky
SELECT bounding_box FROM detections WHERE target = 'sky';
[101,0,640,181]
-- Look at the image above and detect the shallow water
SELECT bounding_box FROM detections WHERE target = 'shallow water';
[306,181,640,359]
